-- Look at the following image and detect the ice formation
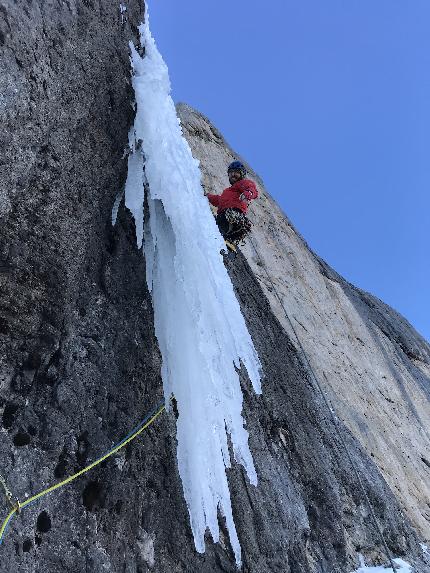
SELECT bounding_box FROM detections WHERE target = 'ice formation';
[117,10,262,565]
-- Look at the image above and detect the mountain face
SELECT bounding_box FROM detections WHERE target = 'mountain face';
[0,3,429,573]
[177,103,430,543]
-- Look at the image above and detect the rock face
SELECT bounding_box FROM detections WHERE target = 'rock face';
[177,102,430,543]
[178,103,430,566]
[0,3,429,573]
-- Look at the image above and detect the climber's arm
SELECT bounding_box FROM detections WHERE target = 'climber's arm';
[206,194,220,207]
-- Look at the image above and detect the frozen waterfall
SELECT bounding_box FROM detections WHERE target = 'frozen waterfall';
[115,12,262,565]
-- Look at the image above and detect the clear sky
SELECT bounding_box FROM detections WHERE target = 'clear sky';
[148,1,429,342]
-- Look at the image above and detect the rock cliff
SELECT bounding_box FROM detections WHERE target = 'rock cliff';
[0,2,429,572]
[177,103,430,546]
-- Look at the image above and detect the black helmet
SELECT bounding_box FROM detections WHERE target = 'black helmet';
[227,161,246,178]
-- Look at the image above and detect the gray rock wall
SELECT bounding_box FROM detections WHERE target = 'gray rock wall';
[0,1,178,571]
[0,3,429,572]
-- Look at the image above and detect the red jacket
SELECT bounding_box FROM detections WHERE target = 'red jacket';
[207,179,258,214]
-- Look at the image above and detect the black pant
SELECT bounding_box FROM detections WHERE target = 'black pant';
[216,208,250,243]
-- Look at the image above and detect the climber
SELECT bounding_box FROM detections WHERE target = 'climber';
[205,161,258,248]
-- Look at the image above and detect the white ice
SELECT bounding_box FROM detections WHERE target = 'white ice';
[119,8,262,566]
[351,554,413,573]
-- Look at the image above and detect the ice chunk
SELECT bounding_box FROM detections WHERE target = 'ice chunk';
[122,7,262,565]
[123,135,145,249]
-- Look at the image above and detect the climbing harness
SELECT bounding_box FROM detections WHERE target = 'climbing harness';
[0,399,166,546]
[224,208,252,245]
[247,235,398,573]
[216,208,252,249]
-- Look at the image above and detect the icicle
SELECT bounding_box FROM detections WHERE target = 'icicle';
[111,188,124,226]
[121,8,262,565]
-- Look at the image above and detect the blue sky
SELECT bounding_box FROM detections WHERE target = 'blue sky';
[149,1,429,342]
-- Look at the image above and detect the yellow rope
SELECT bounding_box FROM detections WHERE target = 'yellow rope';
[0,402,166,545]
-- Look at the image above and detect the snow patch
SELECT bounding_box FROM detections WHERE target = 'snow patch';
[113,453,126,471]
[120,8,262,566]
[119,3,127,25]
[351,554,413,573]
[137,528,155,568]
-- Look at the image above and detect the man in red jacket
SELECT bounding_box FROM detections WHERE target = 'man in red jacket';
[205,161,258,247]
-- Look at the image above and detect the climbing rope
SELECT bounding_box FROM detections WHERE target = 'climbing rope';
[0,399,166,546]
[247,235,398,573]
